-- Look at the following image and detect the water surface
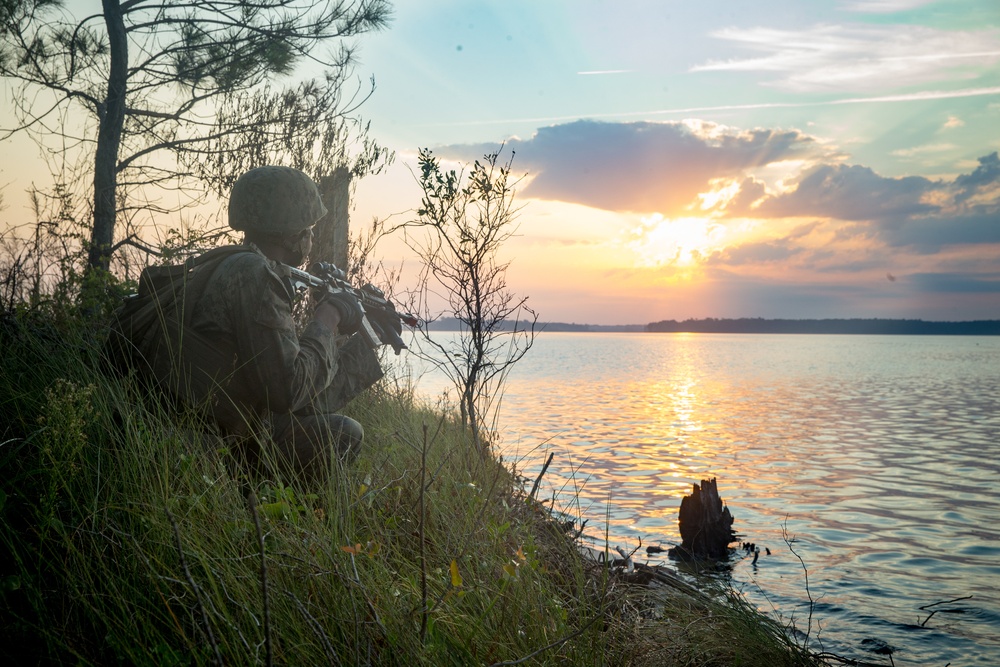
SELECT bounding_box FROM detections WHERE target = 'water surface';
[399,333,1000,666]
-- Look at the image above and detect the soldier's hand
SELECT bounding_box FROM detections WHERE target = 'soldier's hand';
[315,300,342,333]
[369,306,403,343]
[321,289,364,335]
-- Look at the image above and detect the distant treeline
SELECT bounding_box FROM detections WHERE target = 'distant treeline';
[424,318,644,332]
[425,316,1000,335]
[645,318,1000,335]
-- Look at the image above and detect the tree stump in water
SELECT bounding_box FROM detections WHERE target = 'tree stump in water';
[672,478,737,560]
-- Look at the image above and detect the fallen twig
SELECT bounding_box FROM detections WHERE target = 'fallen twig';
[919,595,973,627]
[528,451,554,501]
[615,545,635,574]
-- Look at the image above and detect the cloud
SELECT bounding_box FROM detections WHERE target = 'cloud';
[814,257,891,273]
[954,151,1000,199]
[908,272,1000,293]
[727,177,768,212]
[758,163,940,221]
[753,153,1000,251]
[675,153,1000,291]
[435,119,823,214]
[693,24,1000,92]
[890,143,957,158]
[706,240,803,266]
[839,0,937,12]
[875,212,1000,251]
[434,121,999,280]
[782,221,822,240]
[695,269,881,318]
[943,115,965,129]
[426,87,1000,130]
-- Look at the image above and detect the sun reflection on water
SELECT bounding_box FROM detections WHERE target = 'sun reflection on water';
[402,332,1000,664]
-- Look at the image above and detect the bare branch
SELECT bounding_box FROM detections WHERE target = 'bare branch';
[2,0,391,273]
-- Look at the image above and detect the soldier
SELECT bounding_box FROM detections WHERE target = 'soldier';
[111,166,384,479]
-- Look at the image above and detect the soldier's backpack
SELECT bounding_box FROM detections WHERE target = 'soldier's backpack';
[106,245,257,426]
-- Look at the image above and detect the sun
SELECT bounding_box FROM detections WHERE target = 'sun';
[626,214,730,268]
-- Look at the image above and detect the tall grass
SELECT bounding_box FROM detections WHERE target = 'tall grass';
[0,307,827,666]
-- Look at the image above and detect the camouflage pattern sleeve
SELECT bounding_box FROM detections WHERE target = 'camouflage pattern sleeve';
[299,334,385,415]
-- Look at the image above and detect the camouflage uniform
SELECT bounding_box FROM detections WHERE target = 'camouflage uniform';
[185,242,383,475]
[108,166,380,478]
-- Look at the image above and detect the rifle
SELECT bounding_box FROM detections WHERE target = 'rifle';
[287,262,419,355]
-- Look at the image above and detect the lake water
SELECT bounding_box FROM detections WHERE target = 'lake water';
[396,332,1000,666]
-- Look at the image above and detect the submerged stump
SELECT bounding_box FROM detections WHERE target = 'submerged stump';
[671,477,737,560]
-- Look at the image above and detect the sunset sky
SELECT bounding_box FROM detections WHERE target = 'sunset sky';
[348,0,1000,324]
[1,0,998,325]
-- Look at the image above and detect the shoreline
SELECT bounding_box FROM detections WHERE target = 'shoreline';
[425,317,1000,335]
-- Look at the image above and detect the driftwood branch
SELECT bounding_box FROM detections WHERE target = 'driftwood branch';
[919,595,973,627]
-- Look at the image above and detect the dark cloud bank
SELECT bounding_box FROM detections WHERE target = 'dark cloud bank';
[435,120,999,318]
[440,119,824,213]
[436,120,999,252]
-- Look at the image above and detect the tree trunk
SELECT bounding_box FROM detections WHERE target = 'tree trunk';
[88,0,128,273]
[313,166,351,270]
[673,478,737,560]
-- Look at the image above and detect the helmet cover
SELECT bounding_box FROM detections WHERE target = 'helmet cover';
[228,166,328,234]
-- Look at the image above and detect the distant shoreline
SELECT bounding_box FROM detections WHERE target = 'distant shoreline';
[645,318,1000,335]
[425,317,1000,335]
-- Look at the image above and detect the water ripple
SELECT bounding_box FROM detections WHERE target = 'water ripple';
[404,333,1000,666]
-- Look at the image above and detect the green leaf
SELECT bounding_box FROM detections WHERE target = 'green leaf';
[261,501,292,520]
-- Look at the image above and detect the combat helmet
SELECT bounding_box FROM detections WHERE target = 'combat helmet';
[228,166,328,234]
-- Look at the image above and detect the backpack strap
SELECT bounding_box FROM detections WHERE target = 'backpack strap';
[178,245,255,325]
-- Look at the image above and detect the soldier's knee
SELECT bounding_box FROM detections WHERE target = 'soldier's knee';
[268,412,363,480]
[328,414,364,462]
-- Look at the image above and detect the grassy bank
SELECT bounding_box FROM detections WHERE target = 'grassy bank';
[0,309,824,666]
